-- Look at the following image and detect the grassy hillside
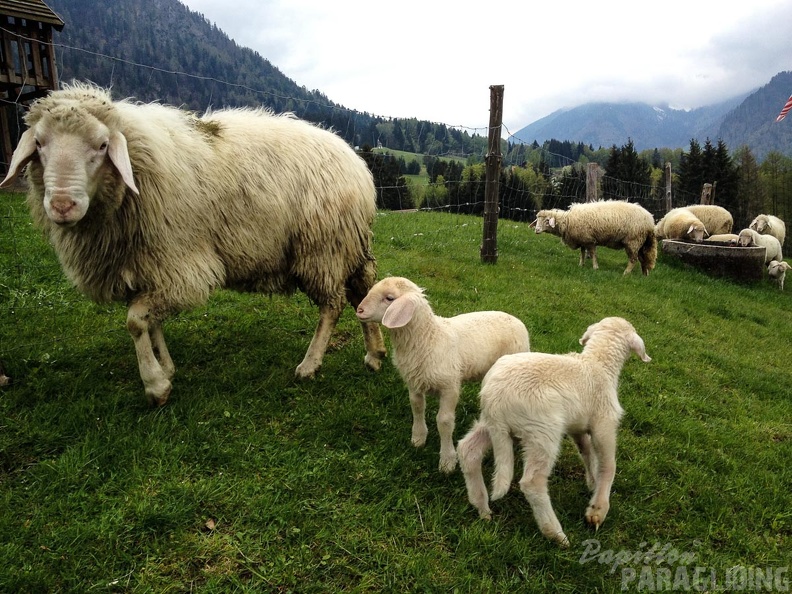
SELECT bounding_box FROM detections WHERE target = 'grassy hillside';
[0,194,789,592]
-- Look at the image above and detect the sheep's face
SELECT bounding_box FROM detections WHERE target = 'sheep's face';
[768,260,791,279]
[356,277,423,328]
[737,230,754,247]
[534,212,555,234]
[750,217,767,233]
[0,103,139,227]
[686,224,705,243]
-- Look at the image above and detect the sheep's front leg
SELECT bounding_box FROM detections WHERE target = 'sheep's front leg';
[296,301,343,379]
[360,320,387,372]
[589,246,599,269]
[578,247,586,267]
[436,385,460,473]
[126,301,172,407]
[585,421,619,530]
[408,389,428,448]
[457,420,493,519]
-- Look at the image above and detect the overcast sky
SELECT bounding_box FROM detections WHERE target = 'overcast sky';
[179,0,792,136]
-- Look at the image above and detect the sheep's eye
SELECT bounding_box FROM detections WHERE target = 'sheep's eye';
[385,295,395,302]
[35,138,42,150]
[98,141,108,152]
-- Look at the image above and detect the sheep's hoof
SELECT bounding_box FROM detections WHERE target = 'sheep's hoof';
[364,353,383,372]
[294,362,318,380]
[585,506,607,530]
[439,455,458,474]
[145,380,172,407]
[479,510,492,521]
[556,533,571,548]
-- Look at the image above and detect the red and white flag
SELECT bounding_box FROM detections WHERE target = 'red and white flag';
[776,94,792,122]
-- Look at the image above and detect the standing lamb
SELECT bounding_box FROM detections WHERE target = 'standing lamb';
[749,214,786,248]
[737,229,783,264]
[767,260,791,290]
[532,200,657,275]
[355,276,530,473]
[654,207,707,242]
[682,205,733,235]
[457,317,651,546]
[0,82,387,406]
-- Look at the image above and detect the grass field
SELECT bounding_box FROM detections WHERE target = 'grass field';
[0,193,790,592]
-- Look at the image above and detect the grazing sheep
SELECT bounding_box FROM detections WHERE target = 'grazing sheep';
[737,229,783,264]
[682,205,733,235]
[355,276,530,473]
[767,260,791,290]
[533,200,657,275]
[749,214,786,248]
[0,82,387,406]
[457,317,651,546]
[654,207,707,242]
[704,233,739,245]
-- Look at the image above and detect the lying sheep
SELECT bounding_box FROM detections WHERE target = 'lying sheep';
[355,276,530,473]
[682,205,733,235]
[655,207,707,242]
[767,260,791,290]
[737,229,783,264]
[0,82,387,405]
[704,233,739,245]
[457,317,651,546]
[533,200,657,275]
[749,214,786,248]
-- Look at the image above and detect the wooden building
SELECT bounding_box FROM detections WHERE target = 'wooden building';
[0,0,64,170]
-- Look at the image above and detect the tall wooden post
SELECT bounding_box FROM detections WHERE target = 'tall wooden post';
[664,162,672,211]
[481,85,504,264]
[586,163,599,202]
[700,183,713,205]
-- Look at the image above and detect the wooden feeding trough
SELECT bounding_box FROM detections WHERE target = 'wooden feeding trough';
[661,239,766,283]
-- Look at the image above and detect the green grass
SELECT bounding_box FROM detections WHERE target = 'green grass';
[0,193,790,592]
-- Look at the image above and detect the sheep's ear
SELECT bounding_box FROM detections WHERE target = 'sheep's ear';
[687,224,695,235]
[529,219,537,228]
[579,325,596,346]
[548,217,556,228]
[0,129,37,187]
[107,130,140,195]
[381,294,417,328]
[629,333,652,362]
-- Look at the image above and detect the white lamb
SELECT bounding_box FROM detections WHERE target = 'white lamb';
[704,233,739,245]
[737,229,783,264]
[767,260,791,290]
[355,276,530,473]
[457,316,651,546]
[533,200,657,275]
[749,214,786,248]
[682,205,733,235]
[655,207,707,242]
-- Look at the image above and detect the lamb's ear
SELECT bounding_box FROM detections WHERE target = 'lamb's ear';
[381,294,418,328]
[629,333,652,362]
[107,130,139,195]
[687,224,695,235]
[0,129,37,187]
[579,324,596,346]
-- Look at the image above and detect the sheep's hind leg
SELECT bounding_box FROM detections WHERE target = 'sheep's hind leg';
[518,438,568,547]
[436,386,460,473]
[457,420,493,519]
[572,433,598,491]
[126,301,172,407]
[585,421,619,530]
[295,300,343,379]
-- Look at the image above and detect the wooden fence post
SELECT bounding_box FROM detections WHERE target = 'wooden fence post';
[481,85,504,264]
[700,183,713,205]
[586,163,599,202]
[665,162,672,211]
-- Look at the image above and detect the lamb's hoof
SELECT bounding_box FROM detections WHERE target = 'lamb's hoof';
[294,362,318,379]
[585,506,607,530]
[556,533,570,548]
[145,380,172,407]
[439,455,458,474]
[479,510,492,521]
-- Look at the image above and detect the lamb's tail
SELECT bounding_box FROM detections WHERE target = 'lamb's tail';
[638,230,658,275]
[457,419,493,519]
[489,424,515,501]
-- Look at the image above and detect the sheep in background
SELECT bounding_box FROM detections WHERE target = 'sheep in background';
[533,200,657,275]
[704,233,739,245]
[355,276,530,473]
[749,214,786,248]
[457,317,651,547]
[737,229,783,264]
[682,205,733,235]
[654,207,707,242]
[0,82,387,406]
[767,260,791,290]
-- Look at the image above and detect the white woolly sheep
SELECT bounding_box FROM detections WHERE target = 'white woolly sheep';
[682,205,733,235]
[767,260,791,290]
[704,233,739,245]
[0,82,387,406]
[737,229,783,264]
[457,316,651,546]
[654,207,707,242]
[749,214,786,248]
[355,276,530,473]
[533,200,657,275]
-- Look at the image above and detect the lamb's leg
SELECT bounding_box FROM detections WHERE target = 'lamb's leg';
[490,426,515,500]
[457,420,493,519]
[126,300,172,407]
[409,389,428,448]
[295,300,344,379]
[572,433,598,491]
[517,437,568,547]
[437,385,460,473]
[585,420,619,530]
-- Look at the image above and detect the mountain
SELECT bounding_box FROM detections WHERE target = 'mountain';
[512,96,749,152]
